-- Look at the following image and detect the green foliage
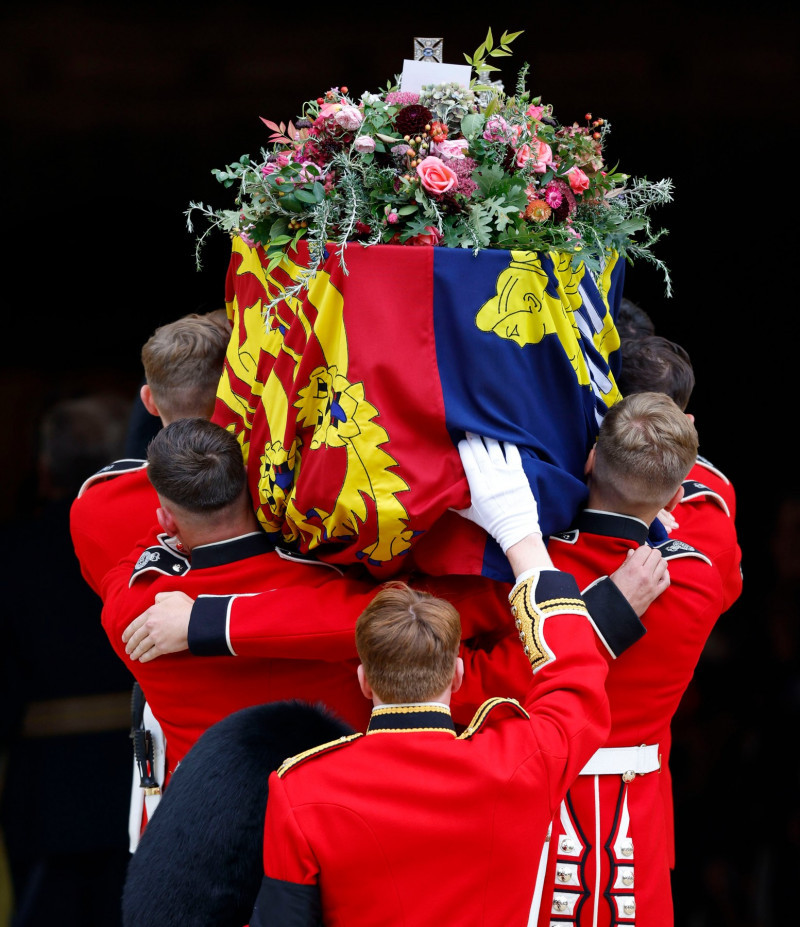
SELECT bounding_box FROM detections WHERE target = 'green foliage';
[464,28,524,77]
[186,29,673,296]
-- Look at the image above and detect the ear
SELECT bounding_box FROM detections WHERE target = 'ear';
[156,505,179,538]
[357,665,373,701]
[451,657,464,695]
[685,412,695,424]
[663,484,685,513]
[140,384,160,418]
[584,445,596,477]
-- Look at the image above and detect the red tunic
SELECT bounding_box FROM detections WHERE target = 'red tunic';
[187,566,641,730]
[69,461,159,595]
[189,570,516,662]
[98,530,375,779]
[253,570,610,927]
[675,472,742,612]
[688,455,737,522]
[536,510,725,927]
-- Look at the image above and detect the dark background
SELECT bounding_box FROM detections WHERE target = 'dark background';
[2,3,798,924]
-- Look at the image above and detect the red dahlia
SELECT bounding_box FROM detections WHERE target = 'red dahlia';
[394,104,434,136]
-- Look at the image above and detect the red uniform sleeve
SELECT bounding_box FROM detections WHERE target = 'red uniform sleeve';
[453,632,533,726]
[263,771,321,884]
[99,529,167,657]
[70,469,159,596]
[675,489,742,612]
[253,773,322,926]
[507,570,611,792]
[188,568,381,661]
[191,569,516,662]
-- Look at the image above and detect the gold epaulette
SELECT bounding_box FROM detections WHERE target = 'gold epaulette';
[509,574,587,673]
[509,575,551,673]
[458,697,529,739]
[277,733,363,777]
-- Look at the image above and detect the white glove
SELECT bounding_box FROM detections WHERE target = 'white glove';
[455,433,541,552]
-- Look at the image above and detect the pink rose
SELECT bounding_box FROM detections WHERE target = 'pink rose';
[292,160,320,183]
[261,152,291,176]
[515,143,533,169]
[482,115,512,142]
[516,139,553,173]
[354,135,375,153]
[434,138,469,160]
[334,105,363,131]
[531,139,553,173]
[416,156,458,195]
[568,166,591,193]
[407,225,442,246]
[526,104,545,121]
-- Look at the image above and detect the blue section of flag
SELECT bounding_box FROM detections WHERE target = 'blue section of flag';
[431,248,622,582]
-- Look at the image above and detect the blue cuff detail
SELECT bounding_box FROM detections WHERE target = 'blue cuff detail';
[250,875,321,927]
[188,596,235,656]
[583,577,646,657]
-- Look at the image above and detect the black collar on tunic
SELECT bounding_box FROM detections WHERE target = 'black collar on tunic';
[190,531,277,570]
[574,510,650,545]
[367,704,457,736]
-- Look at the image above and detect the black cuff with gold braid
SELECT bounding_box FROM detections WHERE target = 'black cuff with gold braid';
[509,571,588,673]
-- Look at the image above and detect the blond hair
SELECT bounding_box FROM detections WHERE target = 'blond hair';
[141,314,229,421]
[355,583,461,703]
[594,391,698,511]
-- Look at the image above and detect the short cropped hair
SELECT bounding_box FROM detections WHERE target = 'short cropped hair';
[594,392,698,510]
[355,583,461,704]
[618,335,695,411]
[146,418,246,512]
[141,315,230,421]
[616,298,656,340]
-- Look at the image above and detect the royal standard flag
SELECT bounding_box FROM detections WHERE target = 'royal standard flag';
[213,238,624,583]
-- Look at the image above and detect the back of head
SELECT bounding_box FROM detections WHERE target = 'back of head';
[618,335,695,410]
[141,315,230,422]
[616,298,656,341]
[40,394,132,499]
[146,418,246,514]
[593,392,698,511]
[181,308,231,336]
[355,583,461,703]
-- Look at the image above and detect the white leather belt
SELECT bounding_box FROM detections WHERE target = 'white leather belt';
[580,744,660,778]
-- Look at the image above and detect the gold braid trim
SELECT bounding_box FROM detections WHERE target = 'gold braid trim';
[366,727,457,736]
[458,697,530,739]
[277,733,362,777]
[508,577,583,673]
[371,704,451,716]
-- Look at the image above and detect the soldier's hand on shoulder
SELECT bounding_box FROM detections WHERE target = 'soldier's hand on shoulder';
[656,507,679,534]
[609,546,670,617]
[123,591,195,662]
